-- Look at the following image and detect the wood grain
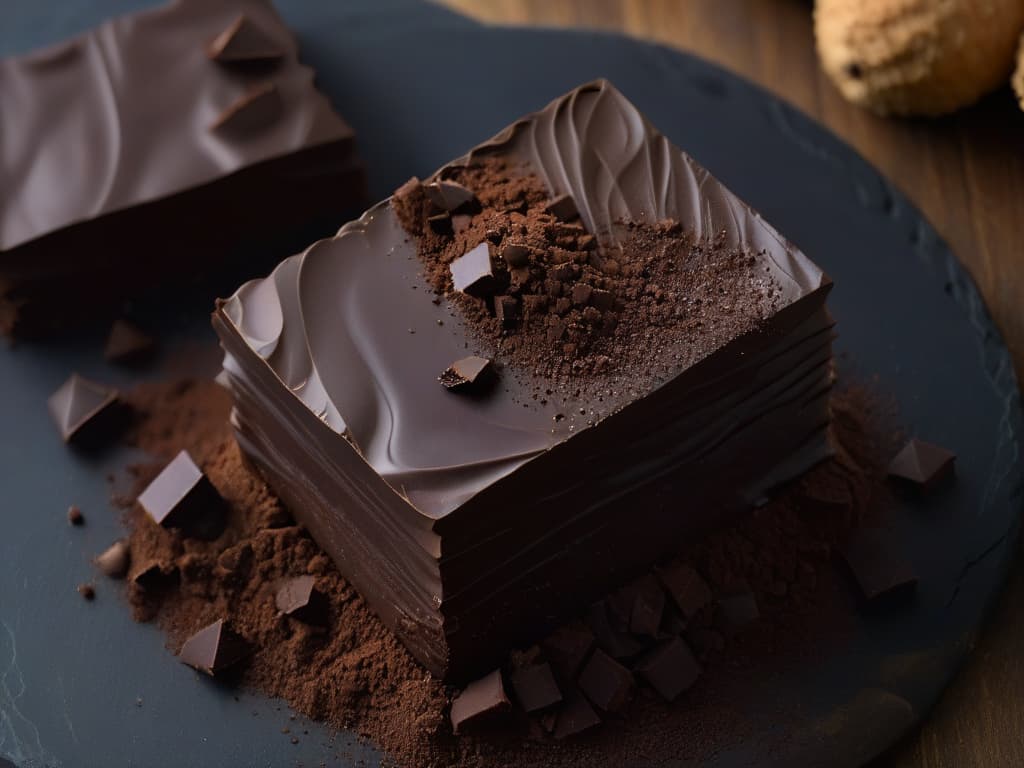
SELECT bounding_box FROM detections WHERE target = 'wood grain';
[437,2,1024,767]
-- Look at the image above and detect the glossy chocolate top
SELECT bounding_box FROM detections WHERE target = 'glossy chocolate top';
[218,80,829,519]
[0,0,353,252]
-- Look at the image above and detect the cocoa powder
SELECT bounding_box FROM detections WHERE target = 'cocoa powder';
[112,377,893,767]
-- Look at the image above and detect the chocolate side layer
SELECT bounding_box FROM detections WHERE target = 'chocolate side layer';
[0,0,365,334]
[215,81,834,680]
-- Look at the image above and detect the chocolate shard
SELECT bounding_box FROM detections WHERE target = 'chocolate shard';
[424,180,476,213]
[104,319,155,364]
[544,193,578,221]
[588,601,645,659]
[577,649,634,712]
[211,82,282,135]
[137,450,226,540]
[658,562,712,620]
[717,585,759,629]
[494,295,519,330]
[541,624,595,680]
[47,373,120,444]
[634,636,701,702]
[275,575,328,625]
[130,559,178,591]
[207,14,284,64]
[839,529,918,605]
[95,540,131,579]
[887,438,955,491]
[501,243,531,268]
[450,242,496,297]
[439,356,492,391]
[553,686,601,739]
[178,619,248,676]
[629,575,666,637]
[449,669,510,734]
[509,662,562,713]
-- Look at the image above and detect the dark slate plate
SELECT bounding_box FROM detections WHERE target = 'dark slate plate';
[1,2,1021,767]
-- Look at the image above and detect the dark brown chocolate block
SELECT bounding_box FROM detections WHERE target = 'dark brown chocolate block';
[214,80,834,682]
[0,0,365,336]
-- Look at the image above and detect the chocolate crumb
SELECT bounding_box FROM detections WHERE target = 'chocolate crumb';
[68,505,84,526]
[77,583,95,601]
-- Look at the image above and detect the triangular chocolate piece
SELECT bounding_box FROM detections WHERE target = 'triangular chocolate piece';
[888,438,955,491]
[207,14,284,64]
[47,373,119,443]
[104,319,155,364]
[439,356,492,391]
[211,82,282,135]
[137,450,226,540]
[424,180,476,212]
[275,575,329,625]
[179,619,248,676]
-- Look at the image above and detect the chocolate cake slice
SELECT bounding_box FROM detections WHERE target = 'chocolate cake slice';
[213,80,834,682]
[0,0,365,335]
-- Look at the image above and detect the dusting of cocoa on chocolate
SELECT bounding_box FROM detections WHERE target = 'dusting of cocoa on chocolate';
[112,378,893,767]
[392,155,783,405]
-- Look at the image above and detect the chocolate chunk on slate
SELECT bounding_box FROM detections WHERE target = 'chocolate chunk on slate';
[439,356,492,391]
[211,82,282,134]
[839,529,918,604]
[137,450,226,540]
[104,319,155,364]
[48,374,120,444]
[634,636,701,702]
[887,438,956,491]
[717,586,760,629]
[77,583,95,601]
[510,663,562,713]
[588,601,645,659]
[629,575,666,637]
[179,619,248,676]
[553,686,601,740]
[545,193,578,221]
[95,540,131,579]
[494,295,519,330]
[449,669,510,734]
[541,624,595,680]
[658,562,712,619]
[450,242,496,297]
[501,243,531,268]
[67,505,84,526]
[577,649,634,712]
[424,180,475,212]
[428,213,452,235]
[207,14,284,63]
[275,575,328,625]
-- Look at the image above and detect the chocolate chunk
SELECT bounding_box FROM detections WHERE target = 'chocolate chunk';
[47,374,120,444]
[95,540,131,579]
[588,601,646,659]
[450,242,496,297]
[424,180,475,212]
[207,14,284,63]
[77,583,95,601]
[545,193,579,221]
[137,450,226,540]
[840,529,918,604]
[717,585,759,629]
[275,575,328,625]
[629,576,666,637]
[439,356,492,391]
[634,637,701,701]
[510,662,562,713]
[179,619,248,676]
[103,320,155,364]
[541,624,595,680]
[571,283,592,306]
[589,288,616,311]
[553,686,601,739]
[67,505,84,526]
[452,214,473,234]
[494,295,519,330]
[501,243,531,268]
[577,649,634,712]
[449,669,510,734]
[427,212,453,235]
[211,82,282,134]
[658,562,712,619]
[131,560,178,591]
[887,438,955,491]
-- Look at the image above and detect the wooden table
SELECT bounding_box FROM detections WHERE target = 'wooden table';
[437,2,1024,766]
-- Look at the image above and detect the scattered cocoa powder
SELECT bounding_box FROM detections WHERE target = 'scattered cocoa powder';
[110,377,897,767]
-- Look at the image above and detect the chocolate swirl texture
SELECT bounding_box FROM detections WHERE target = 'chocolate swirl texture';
[214,80,834,679]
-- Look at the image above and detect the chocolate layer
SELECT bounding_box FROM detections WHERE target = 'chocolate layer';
[0,0,365,335]
[214,81,834,681]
